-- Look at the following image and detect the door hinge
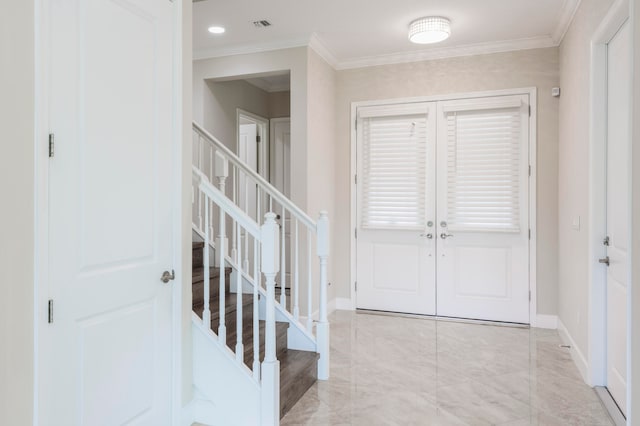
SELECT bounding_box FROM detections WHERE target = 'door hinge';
[529,291,531,302]
[48,299,54,323]
[355,281,357,292]
[528,105,531,117]
[256,135,261,143]
[355,228,357,239]
[48,133,55,158]
[354,174,357,184]
[528,229,531,240]
[528,165,531,177]
[355,119,358,131]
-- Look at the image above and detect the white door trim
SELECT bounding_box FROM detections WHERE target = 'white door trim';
[587,0,631,396]
[33,1,184,424]
[349,87,538,325]
[236,108,270,180]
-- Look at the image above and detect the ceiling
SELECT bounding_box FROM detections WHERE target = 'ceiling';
[193,0,580,69]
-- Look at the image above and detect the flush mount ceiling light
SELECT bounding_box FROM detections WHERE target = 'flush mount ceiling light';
[208,26,226,34]
[408,17,451,44]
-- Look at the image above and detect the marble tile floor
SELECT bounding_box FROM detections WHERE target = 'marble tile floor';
[281,311,614,426]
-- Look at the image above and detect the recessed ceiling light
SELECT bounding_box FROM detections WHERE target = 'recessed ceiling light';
[408,17,451,44]
[208,26,226,34]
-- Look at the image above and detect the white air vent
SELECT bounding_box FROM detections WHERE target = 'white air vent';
[253,20,272,28]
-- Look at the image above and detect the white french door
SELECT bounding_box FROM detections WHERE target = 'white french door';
[604,19,630,416]
[45,0,176,424]
[356,103,437,315]
[356,94,531,324]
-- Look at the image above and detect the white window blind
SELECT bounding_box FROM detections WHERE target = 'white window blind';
[361,113,427,230]
[446,107,523,233]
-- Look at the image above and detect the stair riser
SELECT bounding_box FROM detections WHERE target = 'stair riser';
[192,243,204,270]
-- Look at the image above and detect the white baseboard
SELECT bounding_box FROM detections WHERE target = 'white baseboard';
[557,319,590,383]
[335,297,354,311]
[533,314,558,329]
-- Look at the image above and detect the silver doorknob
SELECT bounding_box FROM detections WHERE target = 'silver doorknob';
[161,270,175,283]
[440,233,454,239]
[598,257,610,266]
[420,233,433,239]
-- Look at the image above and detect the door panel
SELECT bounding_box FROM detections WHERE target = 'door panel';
[605,20,630,416]
[436,96,530,323]
[47,0,175,424]
[271,118,292,287]
[356,103,437,315]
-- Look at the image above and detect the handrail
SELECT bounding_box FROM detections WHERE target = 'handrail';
[192,166,261,239]
[193,121,317,230]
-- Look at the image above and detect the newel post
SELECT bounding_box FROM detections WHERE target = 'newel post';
[260,212,280,426]
[214,151,229,267]
[316,211,330,380]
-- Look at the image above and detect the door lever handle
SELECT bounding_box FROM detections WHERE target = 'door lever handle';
[161,270,176,283]
[440,233,454,239]
[420,233,433,239]
[598,257,610,266]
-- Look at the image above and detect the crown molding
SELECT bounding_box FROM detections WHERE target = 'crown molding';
[193,36,310,61]
[552,0,582,44]
[308,34,339,68]
[334,36,556,70]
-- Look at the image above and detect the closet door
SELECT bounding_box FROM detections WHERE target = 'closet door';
[435,95,530,323]
[356,103,437,315]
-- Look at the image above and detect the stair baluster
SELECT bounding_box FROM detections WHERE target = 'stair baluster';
[293,221,300,320]
[203,194,211,326]
[306,231,312,332]
[253,238,261,379]
[235,222,244,363]
[280,204,286,308]
[218,208,226,345]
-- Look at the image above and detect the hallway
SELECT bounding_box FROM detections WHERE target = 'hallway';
[282,311,613,425]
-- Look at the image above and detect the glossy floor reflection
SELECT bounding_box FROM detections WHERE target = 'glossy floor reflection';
[281,311,613,426]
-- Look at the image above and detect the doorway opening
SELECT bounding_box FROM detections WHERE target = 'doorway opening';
[351,89,537,325]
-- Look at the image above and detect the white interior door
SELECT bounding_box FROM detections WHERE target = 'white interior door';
[436,96,530,323]
[271,118,292,287]
[605,19,630,416]
[46,0,176,424]
[356,103,437,315]
[239,122,259,221]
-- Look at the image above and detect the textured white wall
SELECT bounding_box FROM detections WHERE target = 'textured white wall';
[202,79,270,150]
[334,48,560,315]
[0,2,35,424]
[268,90,291,118]
[558,0,615,359]
[306,48,338,304]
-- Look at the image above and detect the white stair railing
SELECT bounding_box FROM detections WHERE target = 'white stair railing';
[192,121,330,380]
[193,167,281,423]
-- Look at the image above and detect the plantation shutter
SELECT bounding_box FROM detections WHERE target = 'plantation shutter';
[443,97,526,233]
[358,104,431,230]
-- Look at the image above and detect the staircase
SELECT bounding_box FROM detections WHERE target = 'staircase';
[191,242,319,418]
[189,122,330,426]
